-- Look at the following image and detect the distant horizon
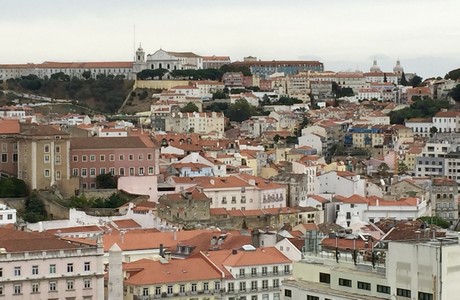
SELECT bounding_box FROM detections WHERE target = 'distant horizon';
[2,0,459,79]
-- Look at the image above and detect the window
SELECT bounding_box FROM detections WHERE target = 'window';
[49,281,57,291]
[273,279,279,288]
[179,284,185,293]
[262,266,267,275]
[274,293,280,300]
[44,169,50,177]
[119,154,124,161]
[222,197,227,204]
[228,282,234,292]
[284,289,292,297]
[0,268,2,277]
[32,265,39,275]
[13,284,21,294]
[251,267,257,276]
[148,167,154,175]
[67,263,73,273]
[284,265,290,274]
[49,264,56,274]
[84,279,91,289]
[203,282,209,291]
[12,153,17,162]
[67,280,74,290]
[251,281,258,291]
[129,167,134,176]
[129,154,134,161]
[239,281,246,292]
[32,282,39,293]
[147,154,153,160]
[143,287,149,296]
[239,268,245,277]
[109,154,115,161]
[119,168,125,176]
[272,266,278,274]
[73,155,78,162]
[138,154,143,161]
[44,154,50,163]
[307,296,319,300]
[14,266,21,276]
[262,280,268,290]
[44,144,50,153]
[55,170,61,180]
[100,168,106,175]
[55,145,60,153]
[84,262,91,271]
[55,155,61,164]
[397,288,411,298]
[100,155,105,162]
[357,281,371,291]
[81,168,87,177]
[167,285,173,294]
[251,296,258,300]
[191,283,197,292]
[418,292,433,300]
[139,167,144,175]
[82,155,87,162]
[155,286,161,295]
[0,153,6,163]
[339,278,352,287]
[90,168,96,177]
[214,281,220,290]
[90,155,96,161]
[319,273,331,284]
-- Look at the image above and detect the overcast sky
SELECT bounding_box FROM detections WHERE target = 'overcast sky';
[2,0,459,78]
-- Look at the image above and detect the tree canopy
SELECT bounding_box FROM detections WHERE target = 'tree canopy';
[389,97,451,124]
[180,102,200,113]
[137,68,169,80]
[408,75,423,87]
[449,84,460,102]
[22,192,48,223]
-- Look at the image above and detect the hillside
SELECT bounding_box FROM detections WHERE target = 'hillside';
[4,75,134,113]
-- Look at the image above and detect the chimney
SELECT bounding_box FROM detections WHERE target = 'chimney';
[415,230,421,242]
[159,244,165,258]
[232,249,238,255]
[376,199,379,206]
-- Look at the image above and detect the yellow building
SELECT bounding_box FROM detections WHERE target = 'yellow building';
[17,124,73,191]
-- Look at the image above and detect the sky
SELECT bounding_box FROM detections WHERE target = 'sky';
[2,0,460,78]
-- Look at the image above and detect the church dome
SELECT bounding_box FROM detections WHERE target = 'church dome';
[370,59,381,72]
[393,60,403,74]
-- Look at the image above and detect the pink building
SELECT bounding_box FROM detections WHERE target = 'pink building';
[0,226,104,299]
[70,136,159,189]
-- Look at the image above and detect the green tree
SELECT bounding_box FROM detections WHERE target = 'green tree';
[417,216,450,229]
[377,162,390,178]
[430,126,438,137]
[82,70,92,80]
[180,102,199,113]
[96,173,117,189]
[409,75,423,87]
[23,192,48,223]
[212,91,229,100]
[398,161,409,175]
[50,72,70,82]
[383,73,387,83]
[137,68,168,80]
[400,72,408,86]
[449,84,460,102]
[226,100,257,122]
[445,68,460,81]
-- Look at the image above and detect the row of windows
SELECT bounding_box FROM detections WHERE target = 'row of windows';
[0,278,92,295]
[1,262,91,277]
[0,153,18,163]
[239,265,289,277]
[73,153,153,162]
[73,166,155,177]
[329,275,433,300]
